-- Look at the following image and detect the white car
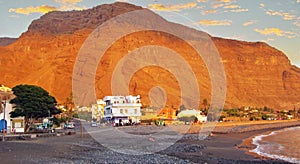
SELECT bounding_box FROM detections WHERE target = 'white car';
[91,122,98,127]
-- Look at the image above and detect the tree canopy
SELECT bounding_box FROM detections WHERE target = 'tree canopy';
[9,84,61,131]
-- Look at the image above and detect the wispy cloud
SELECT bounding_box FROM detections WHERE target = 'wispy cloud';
[148,2,197,11]
[211,1,248,13]
[9,0,85,15]
[197,0,208,2]
[293,21,300,27]
[201,9,216,15]
[198,19,232,26]
[230,8,248,13]
[260,4,296,21]
[243,20,257,26]
[265,10,296,20]
[223,5,239,9]
[254,28,295,38]
[217,0,231,3]
[9,5,58,15]
[212,3,225,9]
[54,0,85,10]
[261,38,275,43]
[9,15,20,18]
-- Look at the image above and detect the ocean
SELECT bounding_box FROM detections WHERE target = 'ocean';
[251,126,300,163]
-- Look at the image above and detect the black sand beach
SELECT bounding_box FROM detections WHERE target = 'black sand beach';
[0,120,299,164]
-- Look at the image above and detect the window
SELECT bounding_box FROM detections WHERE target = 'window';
[120,109,123,114]
[134,109,137,114]
[125,109,128,114]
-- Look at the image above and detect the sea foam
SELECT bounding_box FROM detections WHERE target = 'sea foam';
[250,126,300,163]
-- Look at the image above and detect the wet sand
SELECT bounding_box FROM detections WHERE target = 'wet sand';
[0,120,299,163]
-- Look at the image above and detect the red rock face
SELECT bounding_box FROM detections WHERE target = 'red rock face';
[0,2,299,110]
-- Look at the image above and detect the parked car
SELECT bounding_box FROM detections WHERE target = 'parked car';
[65,122,75,129]
[91,122,98,127]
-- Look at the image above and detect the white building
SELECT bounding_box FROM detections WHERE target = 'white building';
[0,86,25,133]
[104,95,142,125]
[177,109,207,123]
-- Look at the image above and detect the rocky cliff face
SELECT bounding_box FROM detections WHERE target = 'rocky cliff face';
[0,2,299,110]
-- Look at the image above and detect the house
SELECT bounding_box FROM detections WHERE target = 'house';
[104,95,142,126]
[177,109,207,123]
[0,85,25,133]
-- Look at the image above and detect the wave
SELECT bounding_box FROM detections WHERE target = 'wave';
[250,126,300,163]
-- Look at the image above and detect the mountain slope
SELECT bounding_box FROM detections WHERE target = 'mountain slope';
[0,2,299,110]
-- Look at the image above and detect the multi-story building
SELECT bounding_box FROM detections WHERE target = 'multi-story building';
[104,95,142,126]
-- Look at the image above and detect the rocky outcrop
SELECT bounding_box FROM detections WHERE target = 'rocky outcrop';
[0,2,299,110]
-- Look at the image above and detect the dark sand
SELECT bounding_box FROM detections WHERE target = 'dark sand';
[1,121,299,164]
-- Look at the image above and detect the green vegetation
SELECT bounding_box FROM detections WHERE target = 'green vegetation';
[218,106,299,122]
[53,117,67,127]
[64,92,75,121]
[77,111,92,121]
[9,84,61,132]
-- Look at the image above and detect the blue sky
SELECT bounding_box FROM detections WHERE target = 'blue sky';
[0,0,299,66]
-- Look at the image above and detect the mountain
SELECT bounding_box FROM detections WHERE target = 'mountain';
[0,37,17,46]
[0,2,299,110]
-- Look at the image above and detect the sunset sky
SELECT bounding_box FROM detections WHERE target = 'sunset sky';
[0,0,299,66]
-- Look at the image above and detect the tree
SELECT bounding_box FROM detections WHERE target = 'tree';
[64,92,75,121]
[201,99,209,115]
[9,85,61,132]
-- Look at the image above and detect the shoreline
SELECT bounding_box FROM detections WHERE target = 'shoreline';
[0,120,299,163]
[233,120,300,162]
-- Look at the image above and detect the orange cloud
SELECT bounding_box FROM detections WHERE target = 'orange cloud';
[243,20,257,26]
[217,0,231,3]
[9,0,85,15]
[198,19,232,26]
[254,28,295,38]
[197,0,208,2]
[212,3,225,9]
[223,5,239,9]
[201,9,216,15]
[9,5,57,15]
[265,10,295,20]
[148,2,197,11]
